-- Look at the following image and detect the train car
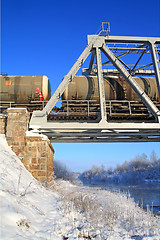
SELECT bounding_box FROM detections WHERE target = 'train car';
[0,75,51,103]
[62,76,159,101]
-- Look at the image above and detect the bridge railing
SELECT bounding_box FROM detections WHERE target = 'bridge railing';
[56,99,98,117]
[48,99,160,120]
[0,101,48,113]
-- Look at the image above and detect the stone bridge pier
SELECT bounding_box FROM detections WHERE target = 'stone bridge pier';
[1,108,54,185]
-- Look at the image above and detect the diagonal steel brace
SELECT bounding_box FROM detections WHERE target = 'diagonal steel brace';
[101,44,160,122]
[41,42,95,115]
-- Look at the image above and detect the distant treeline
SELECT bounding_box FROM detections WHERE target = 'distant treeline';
[54,160,76,182]
[79,151,160,185]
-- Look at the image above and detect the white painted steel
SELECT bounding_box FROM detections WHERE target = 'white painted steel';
[96,47,107,121]
[150,43,160,97]
[29,34,160,142]
[101,44,160,122]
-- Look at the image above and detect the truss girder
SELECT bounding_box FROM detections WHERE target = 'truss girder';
[30,115,160,143]
[30,34,160,142]
[101,44,160,122]
[38,122,160,143]
[150,42,160,97]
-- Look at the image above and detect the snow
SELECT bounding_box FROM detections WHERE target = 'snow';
[26,130,48,140]
[7,108,28,112]
[0,135,64,239]
[0,134,160,239]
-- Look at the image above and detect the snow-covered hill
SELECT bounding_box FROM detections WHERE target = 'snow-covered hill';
[0,134,160,239]
[0,135,77,239]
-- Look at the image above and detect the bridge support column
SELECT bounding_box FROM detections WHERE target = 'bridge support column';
[6,108,29,159]
[0,114,7,134]
[5,108,54,185]
[23,136,54,185]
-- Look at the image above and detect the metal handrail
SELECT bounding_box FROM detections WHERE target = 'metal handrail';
[51,99,157,117]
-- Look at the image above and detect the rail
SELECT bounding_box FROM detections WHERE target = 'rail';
[1,99,159,120]
[57,100,97,117]
[48,99,160,121]
[0,101,48,113]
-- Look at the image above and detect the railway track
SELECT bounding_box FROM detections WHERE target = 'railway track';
[0,101,48,114]
[1,100,159,122]
[47,100,160,122]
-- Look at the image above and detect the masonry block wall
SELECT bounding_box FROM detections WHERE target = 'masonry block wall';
[3,108,54,185]
[0,114,7,134]
[6,108,29,160]
[23,136,54,184]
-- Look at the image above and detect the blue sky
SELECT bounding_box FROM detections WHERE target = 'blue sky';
[1,0,160,172]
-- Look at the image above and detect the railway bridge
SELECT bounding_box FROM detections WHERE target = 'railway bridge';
[30,25,160,143]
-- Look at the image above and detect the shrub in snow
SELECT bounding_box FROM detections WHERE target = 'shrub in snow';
[128,154,149,172]
[79,165,108,185]
[54,180,160,239]
[16,218,30,229]
[54,160,75,182]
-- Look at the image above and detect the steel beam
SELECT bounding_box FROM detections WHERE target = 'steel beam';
[45,132,160,138]
[96,47,107,121]
[150,42,160,97]
[88,35,160,44]
[30,114,160,143]
[48,137,160,143]
[87,68,155,76]
[134,63,153,71]
[88,44,151,76]
[116,56,131,70]
[31,119,160,130]
[42,42,94,115]
[40,125,160,143]
[101,44,160,122]
[88,49,96,74]
[132,48,147,70]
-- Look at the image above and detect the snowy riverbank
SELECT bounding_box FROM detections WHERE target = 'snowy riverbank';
[0,134,160,239]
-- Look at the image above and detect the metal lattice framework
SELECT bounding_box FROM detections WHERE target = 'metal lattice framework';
[30,32,160,142]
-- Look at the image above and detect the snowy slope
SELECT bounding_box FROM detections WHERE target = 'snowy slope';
[0,134,160,240]
[0,135,78,239]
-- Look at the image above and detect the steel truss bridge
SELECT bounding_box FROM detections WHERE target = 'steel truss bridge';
[30,27,160,143]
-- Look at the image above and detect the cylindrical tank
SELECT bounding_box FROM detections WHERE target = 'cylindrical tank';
[62,76,159,101]
[0,75,51,103]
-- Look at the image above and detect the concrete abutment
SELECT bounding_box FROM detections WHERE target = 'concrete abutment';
[1,108,54,185]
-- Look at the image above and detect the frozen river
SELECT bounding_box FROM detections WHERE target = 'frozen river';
[104,182,160,213]
[80,179,160,213]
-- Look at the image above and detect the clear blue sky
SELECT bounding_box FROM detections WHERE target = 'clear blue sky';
[1,0,160,172]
